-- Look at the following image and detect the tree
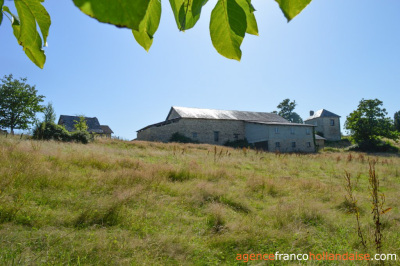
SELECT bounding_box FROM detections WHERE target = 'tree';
[43,102,56,124]
[394,111,400,132]
[0,74,45,134]
[275,98,303,123]
[73,115,88,132]
[0,0,312,68]
[344,99,399,149]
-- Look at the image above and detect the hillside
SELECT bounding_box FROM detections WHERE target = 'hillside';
[0,136,399,264]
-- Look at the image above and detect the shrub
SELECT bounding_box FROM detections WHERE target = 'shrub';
[33,122,90,144]
[349,140,399,153]
[169,132,198,143]
[33,122,70,141]
[224,138,252,149]
[71,130,90,144]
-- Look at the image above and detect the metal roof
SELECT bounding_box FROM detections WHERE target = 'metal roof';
[166,106,289,123]
[247,121,314,127]
[305,109,340,121]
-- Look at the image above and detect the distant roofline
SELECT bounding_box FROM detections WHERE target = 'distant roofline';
[305,109,340,121]
[170,106,277,116]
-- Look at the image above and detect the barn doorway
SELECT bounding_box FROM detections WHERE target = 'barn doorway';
[254,141,268,151]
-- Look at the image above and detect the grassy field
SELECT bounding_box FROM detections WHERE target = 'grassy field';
[0,136,399,265]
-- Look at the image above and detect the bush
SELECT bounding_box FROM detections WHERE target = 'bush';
[169,132,198,143]
[224,138,252,149]
[33,122,90,144]
[33,122,70,141]
[71,130,90,144]
[349,140,399,153]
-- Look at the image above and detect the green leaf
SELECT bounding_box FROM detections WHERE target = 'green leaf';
[170,0,208,31]
[14,0,48,68]
[0,0,4,25]
[2,6,20,26]
[73,0,150,31]
[133,0,162,52]
[275,0,312,22]
[23,0,51,45]
[237,0,258,35]
[210,0,247,61]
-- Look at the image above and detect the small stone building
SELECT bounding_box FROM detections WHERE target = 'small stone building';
[304,109,341,141]
[100,125,114,138]
[315,134,326,150]
[58,115,113,138]
[137,106,316,153]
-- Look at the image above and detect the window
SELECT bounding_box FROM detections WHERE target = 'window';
[275,127,279,134]
[290,128,295,134]
[306,128,311,135]
[307,142,311,147]
[192,132,198,139]
[292,142,296,148]
[330,119,335,126]
[275,142,280,148]
[234,133,239,140]
[214,131,219,142]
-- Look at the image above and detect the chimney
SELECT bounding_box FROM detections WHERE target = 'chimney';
[310,110,314,116]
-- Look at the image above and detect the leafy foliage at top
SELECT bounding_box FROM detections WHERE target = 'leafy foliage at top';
[275,98,303,123]
[1,0,313,67]
[345,99,399,150]
[0,74,45,134]
[1,0,50,68]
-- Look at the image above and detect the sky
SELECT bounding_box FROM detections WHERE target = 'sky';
[1,0,399,140]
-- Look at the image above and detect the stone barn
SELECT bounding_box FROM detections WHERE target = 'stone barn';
[304,109,341,141]
[137,106,316,153]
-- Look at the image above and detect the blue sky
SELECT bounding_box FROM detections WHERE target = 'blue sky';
[1,0,399,140]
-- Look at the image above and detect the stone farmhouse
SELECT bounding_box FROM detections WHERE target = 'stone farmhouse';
[58,115,114,138]
[137,106,316,153]
[304,109,341,141]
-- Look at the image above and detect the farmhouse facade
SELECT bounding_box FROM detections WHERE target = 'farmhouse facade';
[304,109,341,141]
[58,115,114,138]
[137,107,316,153]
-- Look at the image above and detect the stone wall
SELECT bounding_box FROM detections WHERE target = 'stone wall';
[305,117,341,141]
[245,123,315,153]
[137,118,245,145]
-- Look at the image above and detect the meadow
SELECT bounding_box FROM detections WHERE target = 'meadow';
[0,135,399,265]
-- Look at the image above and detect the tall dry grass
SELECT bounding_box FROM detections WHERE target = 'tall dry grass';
[0,135,399,264]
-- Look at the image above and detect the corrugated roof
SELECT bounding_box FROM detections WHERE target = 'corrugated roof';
[58,115,103,133]
[167,106,289,123]
[248,121,314,127]
[305,109,340,121]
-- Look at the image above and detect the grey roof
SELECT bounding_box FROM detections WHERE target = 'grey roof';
[166,106,289,123]
[58,115,103,133]
[305,109,340,121]
[100,125,114,134]
[315,134,326,140]
[248,121,314,127]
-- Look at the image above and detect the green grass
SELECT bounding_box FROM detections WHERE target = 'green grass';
[0,136,399,264]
